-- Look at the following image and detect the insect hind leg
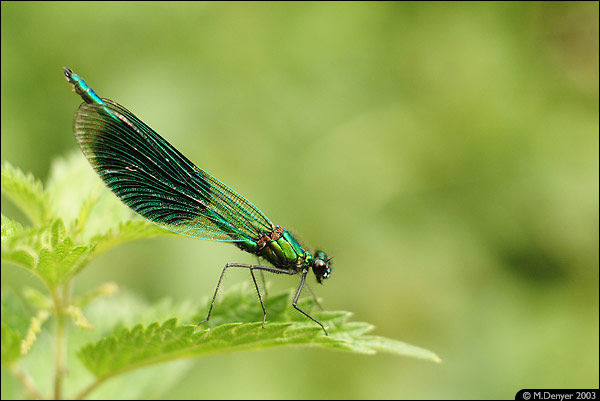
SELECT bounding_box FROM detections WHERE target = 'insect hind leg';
[198,263,295,327]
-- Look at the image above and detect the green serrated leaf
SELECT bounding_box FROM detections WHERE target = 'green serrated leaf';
[0,221,53,272]
[1,162,50,225]
[357,336,441,362]
[2,156,173,284]
[35,242,95,287]
[1,289,33,364]
[2,216,97,285]
[2,221,50,270]
[77,287,440,385]
[50,219,66,249]
[35,248,58,285]
[1,322,22,364]
[58,244,95,278]
[0,248,36,270]
[1,213,24,238]
[47,151,150,239]
[45,152,107,229]
[91,219,174,257]
[71,183,102,238]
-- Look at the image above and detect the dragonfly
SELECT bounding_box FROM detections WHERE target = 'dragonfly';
[63,67,332,334]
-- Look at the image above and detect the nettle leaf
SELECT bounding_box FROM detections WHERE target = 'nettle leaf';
[1,289,33,364]
[1,214,40,270]
[45,151,172,247]
[45,152,132,240]
[2,155,173,283]
[34,220,95,286]
[1,214,24,238]
[2,217,94,287]
[90,219,174,258]
[1,162,50,225]
[46,152,102,228]
[78,288,440,381]
[0,322,22,364]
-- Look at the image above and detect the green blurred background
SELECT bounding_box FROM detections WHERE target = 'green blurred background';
[1,1,598,399]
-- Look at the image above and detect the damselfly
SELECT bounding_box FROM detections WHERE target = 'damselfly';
[63,67,332,334]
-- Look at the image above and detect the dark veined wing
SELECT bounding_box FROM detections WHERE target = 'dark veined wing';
[73,99,274,241]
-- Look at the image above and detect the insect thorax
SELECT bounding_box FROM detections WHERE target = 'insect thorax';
[236,226,311,271]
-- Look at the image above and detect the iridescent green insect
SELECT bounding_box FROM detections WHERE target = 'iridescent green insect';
[63,67,332,334]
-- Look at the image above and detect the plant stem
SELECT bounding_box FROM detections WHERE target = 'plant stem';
[74,377,107,400]
[8,363,45,400]
[51,283,70,400]
[54,312,66,399]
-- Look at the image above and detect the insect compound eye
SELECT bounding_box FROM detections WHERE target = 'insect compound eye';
[312,254,331,284]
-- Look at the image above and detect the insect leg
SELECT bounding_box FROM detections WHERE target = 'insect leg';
[257,256,268,298]
[292,271,328,336]
[198,263,294,327]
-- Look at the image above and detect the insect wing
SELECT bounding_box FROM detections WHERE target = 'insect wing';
[73,99,273,241]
